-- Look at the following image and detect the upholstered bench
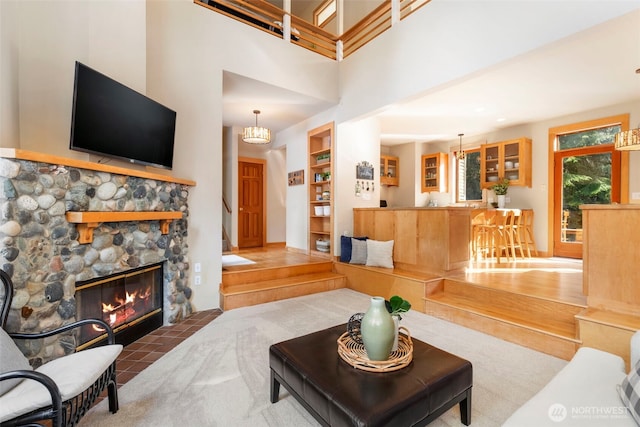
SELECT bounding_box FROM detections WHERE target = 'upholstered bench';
[269,324,473,426]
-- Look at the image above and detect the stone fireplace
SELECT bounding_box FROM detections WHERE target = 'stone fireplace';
[0,150,195,366]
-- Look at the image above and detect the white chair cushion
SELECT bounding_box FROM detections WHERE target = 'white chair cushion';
[0,344,122,423]
[0,329,32,396]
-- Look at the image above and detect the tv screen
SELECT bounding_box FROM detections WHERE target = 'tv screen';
[70,61,176,170]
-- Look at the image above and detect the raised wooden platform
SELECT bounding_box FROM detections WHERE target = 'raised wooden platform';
[220,249,346,310]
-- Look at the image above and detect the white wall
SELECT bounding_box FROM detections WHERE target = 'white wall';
[337,1,640,127]
[335,117,380,246]
[0,1,19,149]
[7,0,147,158]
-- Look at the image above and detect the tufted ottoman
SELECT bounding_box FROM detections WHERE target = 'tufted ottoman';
[269,324,472,426]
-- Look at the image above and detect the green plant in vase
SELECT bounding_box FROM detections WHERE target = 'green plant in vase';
[386,295,411,352]
[385,295,411,319]
[490,177,510,195]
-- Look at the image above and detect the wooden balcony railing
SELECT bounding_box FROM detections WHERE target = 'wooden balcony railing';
[341,0,392,58]
[195,0,431,60]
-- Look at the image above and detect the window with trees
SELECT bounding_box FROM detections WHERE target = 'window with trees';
[456,149,482,202]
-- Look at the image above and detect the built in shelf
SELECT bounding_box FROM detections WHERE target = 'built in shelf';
[66,211,183,243]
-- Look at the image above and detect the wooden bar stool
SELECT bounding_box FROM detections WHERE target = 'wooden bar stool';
[507,209,526,259]
[480,209,514,263]
[520,209,538,257]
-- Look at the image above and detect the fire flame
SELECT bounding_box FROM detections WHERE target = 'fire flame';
[100,286,153,327]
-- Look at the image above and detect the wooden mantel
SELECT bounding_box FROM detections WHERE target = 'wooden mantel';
[66,211,183,244]
[0,148,196,186]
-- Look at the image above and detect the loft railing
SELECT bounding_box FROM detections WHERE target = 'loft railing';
[195,0,431,60]
[340,0,392,58]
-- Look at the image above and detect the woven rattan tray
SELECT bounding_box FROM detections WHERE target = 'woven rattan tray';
[337,326,413,372]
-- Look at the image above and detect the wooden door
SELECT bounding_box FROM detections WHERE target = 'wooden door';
[238,159,265,248]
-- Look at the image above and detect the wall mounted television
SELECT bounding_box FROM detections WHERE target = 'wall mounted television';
[70,61,176,170]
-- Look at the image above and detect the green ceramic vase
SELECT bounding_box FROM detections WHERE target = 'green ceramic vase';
[360,296,394,361]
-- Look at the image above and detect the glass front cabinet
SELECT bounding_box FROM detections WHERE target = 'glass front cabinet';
[480,137,532,188]
[380,155,399,186]
[421,153,448,193]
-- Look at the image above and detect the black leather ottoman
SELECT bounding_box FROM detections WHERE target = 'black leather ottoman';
[269,324,472,427]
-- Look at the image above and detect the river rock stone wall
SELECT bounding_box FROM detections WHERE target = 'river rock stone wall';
[0,157,192,366]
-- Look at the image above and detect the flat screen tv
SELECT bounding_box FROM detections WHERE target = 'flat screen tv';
[70,61,176,170]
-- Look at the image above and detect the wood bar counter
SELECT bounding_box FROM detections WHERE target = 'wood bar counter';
[353,207,472,274]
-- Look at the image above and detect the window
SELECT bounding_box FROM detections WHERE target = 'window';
[313,0,336,28]
[456,149,482,202]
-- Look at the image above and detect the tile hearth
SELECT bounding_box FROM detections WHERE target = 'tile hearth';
[105,309,222,391]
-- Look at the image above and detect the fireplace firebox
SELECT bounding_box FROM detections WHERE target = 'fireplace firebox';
[75,263,164,349]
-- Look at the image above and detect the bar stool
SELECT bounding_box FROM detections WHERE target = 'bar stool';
[507,209,525,259]
[472,212,489,260]
[480,209,513,263]
[520,209,538,257]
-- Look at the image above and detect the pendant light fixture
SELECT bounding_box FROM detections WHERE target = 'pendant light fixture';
[455,133,466,160]
[242,110,271,144]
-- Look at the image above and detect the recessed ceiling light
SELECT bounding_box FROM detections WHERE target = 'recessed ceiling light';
[496,117,506,122]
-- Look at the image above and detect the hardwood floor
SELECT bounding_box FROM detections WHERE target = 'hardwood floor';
[448,257,585,306]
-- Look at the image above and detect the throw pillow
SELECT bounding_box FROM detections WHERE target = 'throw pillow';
[349,238,368,265]
[365,239,394,268]
[0,328,32,396]
[618,359,640,425]
[340,236,367,263]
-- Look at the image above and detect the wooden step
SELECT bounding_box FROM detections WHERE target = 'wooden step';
[220,272,346,311]
[424,279,583,360]
[222,260,334,286]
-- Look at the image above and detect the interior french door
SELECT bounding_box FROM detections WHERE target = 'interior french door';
[551,117,625,259]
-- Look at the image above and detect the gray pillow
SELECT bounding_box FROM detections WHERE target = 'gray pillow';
[0,328,32,396]
[349,238,367,264]
[618,358,640,425]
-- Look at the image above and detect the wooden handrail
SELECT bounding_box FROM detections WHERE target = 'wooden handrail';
[222,195,232,214]
[66,211,183,244]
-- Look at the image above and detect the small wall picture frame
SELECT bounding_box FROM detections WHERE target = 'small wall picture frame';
[356,161,374,181]
[288,169,304,186]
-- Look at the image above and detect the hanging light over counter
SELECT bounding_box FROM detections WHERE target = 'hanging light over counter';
[455,133,466,160]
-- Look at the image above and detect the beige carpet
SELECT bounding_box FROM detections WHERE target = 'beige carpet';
[81,289,566,426]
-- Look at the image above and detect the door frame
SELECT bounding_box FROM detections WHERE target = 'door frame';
[238,156,267,248]
[547,114,629,258]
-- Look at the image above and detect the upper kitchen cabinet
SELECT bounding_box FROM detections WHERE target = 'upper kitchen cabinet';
[380,155,399,186]
[421,153,448,193]
[481,137,532,188]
